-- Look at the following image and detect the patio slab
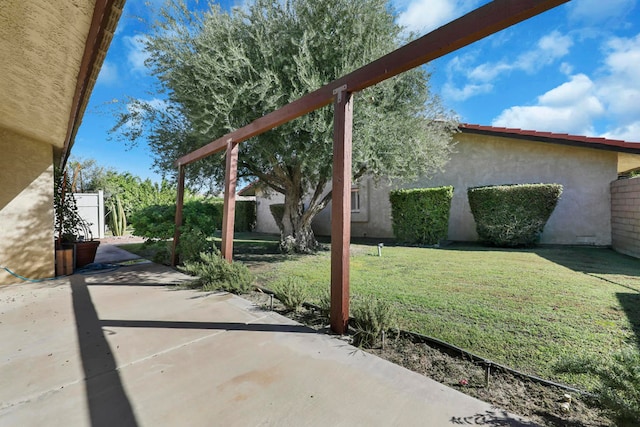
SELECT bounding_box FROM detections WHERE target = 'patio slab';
[0,262,535,426]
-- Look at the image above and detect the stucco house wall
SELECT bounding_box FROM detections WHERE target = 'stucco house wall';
[410,132,619,245]
[311,132,623,245]
[0,0,123,284]
[0,129,55,284]
[254,130,639,246]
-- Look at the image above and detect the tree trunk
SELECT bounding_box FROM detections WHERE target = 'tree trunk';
[278,182,320,254]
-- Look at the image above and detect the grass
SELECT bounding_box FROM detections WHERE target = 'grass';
[118,234,640,389]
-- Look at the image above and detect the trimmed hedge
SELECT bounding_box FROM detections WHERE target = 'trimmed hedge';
[467,183,562,247]
[131,199,256,240]
[389,186,453,245]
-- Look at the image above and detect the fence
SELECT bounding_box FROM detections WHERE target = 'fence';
[74,191,105,239]
[611,177,640,258]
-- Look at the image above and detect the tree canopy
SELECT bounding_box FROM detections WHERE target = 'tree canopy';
[112,0,458,252]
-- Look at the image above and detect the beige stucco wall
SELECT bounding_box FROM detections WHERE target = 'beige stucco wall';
[253,134,623,244]
[611,177,640,258]
[0,128,55,284]
[618,153,640,173]
[416,133,618,245]
[314,133,618,244]
[254,189,284,234]
[0,0,95,147]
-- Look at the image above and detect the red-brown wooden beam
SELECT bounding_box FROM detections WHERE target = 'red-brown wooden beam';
[330,87,353,334]
[220,140,239,261]
[175,0,568,167]
[170,164,186,267]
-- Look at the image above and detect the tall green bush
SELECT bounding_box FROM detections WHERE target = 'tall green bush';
[130,199,256,240]
[467,183,562,247]
[389,186,453,245]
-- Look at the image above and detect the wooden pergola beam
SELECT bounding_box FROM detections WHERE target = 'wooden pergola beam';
[221,140,239,261]
[175,0,568,167]
[330,88,353,334]
[171,0,569,333]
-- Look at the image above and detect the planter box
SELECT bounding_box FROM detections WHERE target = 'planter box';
[75,241,100,268]
[55,248,74,276]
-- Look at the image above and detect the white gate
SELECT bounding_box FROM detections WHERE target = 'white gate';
[73,191,105,239]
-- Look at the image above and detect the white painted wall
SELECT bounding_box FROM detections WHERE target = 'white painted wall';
[74,191,105,239]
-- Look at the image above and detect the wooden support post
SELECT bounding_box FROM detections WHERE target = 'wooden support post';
[221,139,238,262]
[171,164,186,267]
[330,86,353,335]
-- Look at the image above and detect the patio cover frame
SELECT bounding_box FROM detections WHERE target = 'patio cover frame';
[171,0,569,334]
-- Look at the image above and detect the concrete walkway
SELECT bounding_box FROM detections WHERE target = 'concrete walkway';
[0,250,534,426]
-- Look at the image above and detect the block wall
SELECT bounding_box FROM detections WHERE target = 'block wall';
[611,177,640,258]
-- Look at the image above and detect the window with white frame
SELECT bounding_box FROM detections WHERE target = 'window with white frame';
[351,187,361,212]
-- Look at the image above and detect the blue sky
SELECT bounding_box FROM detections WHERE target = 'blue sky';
[73,0,640,182]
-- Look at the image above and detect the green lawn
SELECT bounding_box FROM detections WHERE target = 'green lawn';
[119,235,640,389]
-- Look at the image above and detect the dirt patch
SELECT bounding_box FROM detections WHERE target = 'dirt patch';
[241,289,610,427]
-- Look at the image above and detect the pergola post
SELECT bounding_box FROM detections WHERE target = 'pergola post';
[221,139,238,262]
[330,86,353,335]
[170,164,186,267]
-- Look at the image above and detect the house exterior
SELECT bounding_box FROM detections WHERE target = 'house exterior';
[249,124,640,247]
[0,0,124,284]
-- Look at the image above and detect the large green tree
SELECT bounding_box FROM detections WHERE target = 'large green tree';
[113,0,457,252]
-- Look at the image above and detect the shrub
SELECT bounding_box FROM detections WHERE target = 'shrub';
[467,183,562,247]
[351,294,396,348]
[234,200,257,232]
[131,199,256,240]
[179,250,253,294]
[556,348,640,426]
[317,288,331,318]
[273,277,308,311]
[389,186,453,245]
[176,227,215,263]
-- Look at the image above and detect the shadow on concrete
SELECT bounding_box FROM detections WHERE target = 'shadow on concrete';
[449,409,537,426]
[99,319,315,334]
[70,276,139,427]
[617,293,640,350]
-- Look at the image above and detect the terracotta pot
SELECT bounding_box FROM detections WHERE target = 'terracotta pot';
[75,241,100,268]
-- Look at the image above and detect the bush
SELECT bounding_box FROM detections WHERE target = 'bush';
[556,348,640,426]
[389,186,453,245]
[179,249,253,294]
[176,227,215,263]
[234,200,257,232]
[351,294,396,348]
[131,199,256,240]
[273,277,308,311]
[467,183,562,247]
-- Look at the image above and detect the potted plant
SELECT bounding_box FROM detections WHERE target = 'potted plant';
[54,167,100,272]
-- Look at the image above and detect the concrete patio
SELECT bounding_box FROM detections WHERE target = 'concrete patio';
[0,245,534,426]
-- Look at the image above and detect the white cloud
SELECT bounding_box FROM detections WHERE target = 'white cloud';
[568,0,636,25]
[397,0,479,35]
[492,74,604,135]
[559,62,574,75]
[469,31,573,83]
[492,33,640,140]
[124,35,151,74]
[602,122,640,142]
[97,61,118,85]
[443,31,573,101]
[442,82,492,101]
